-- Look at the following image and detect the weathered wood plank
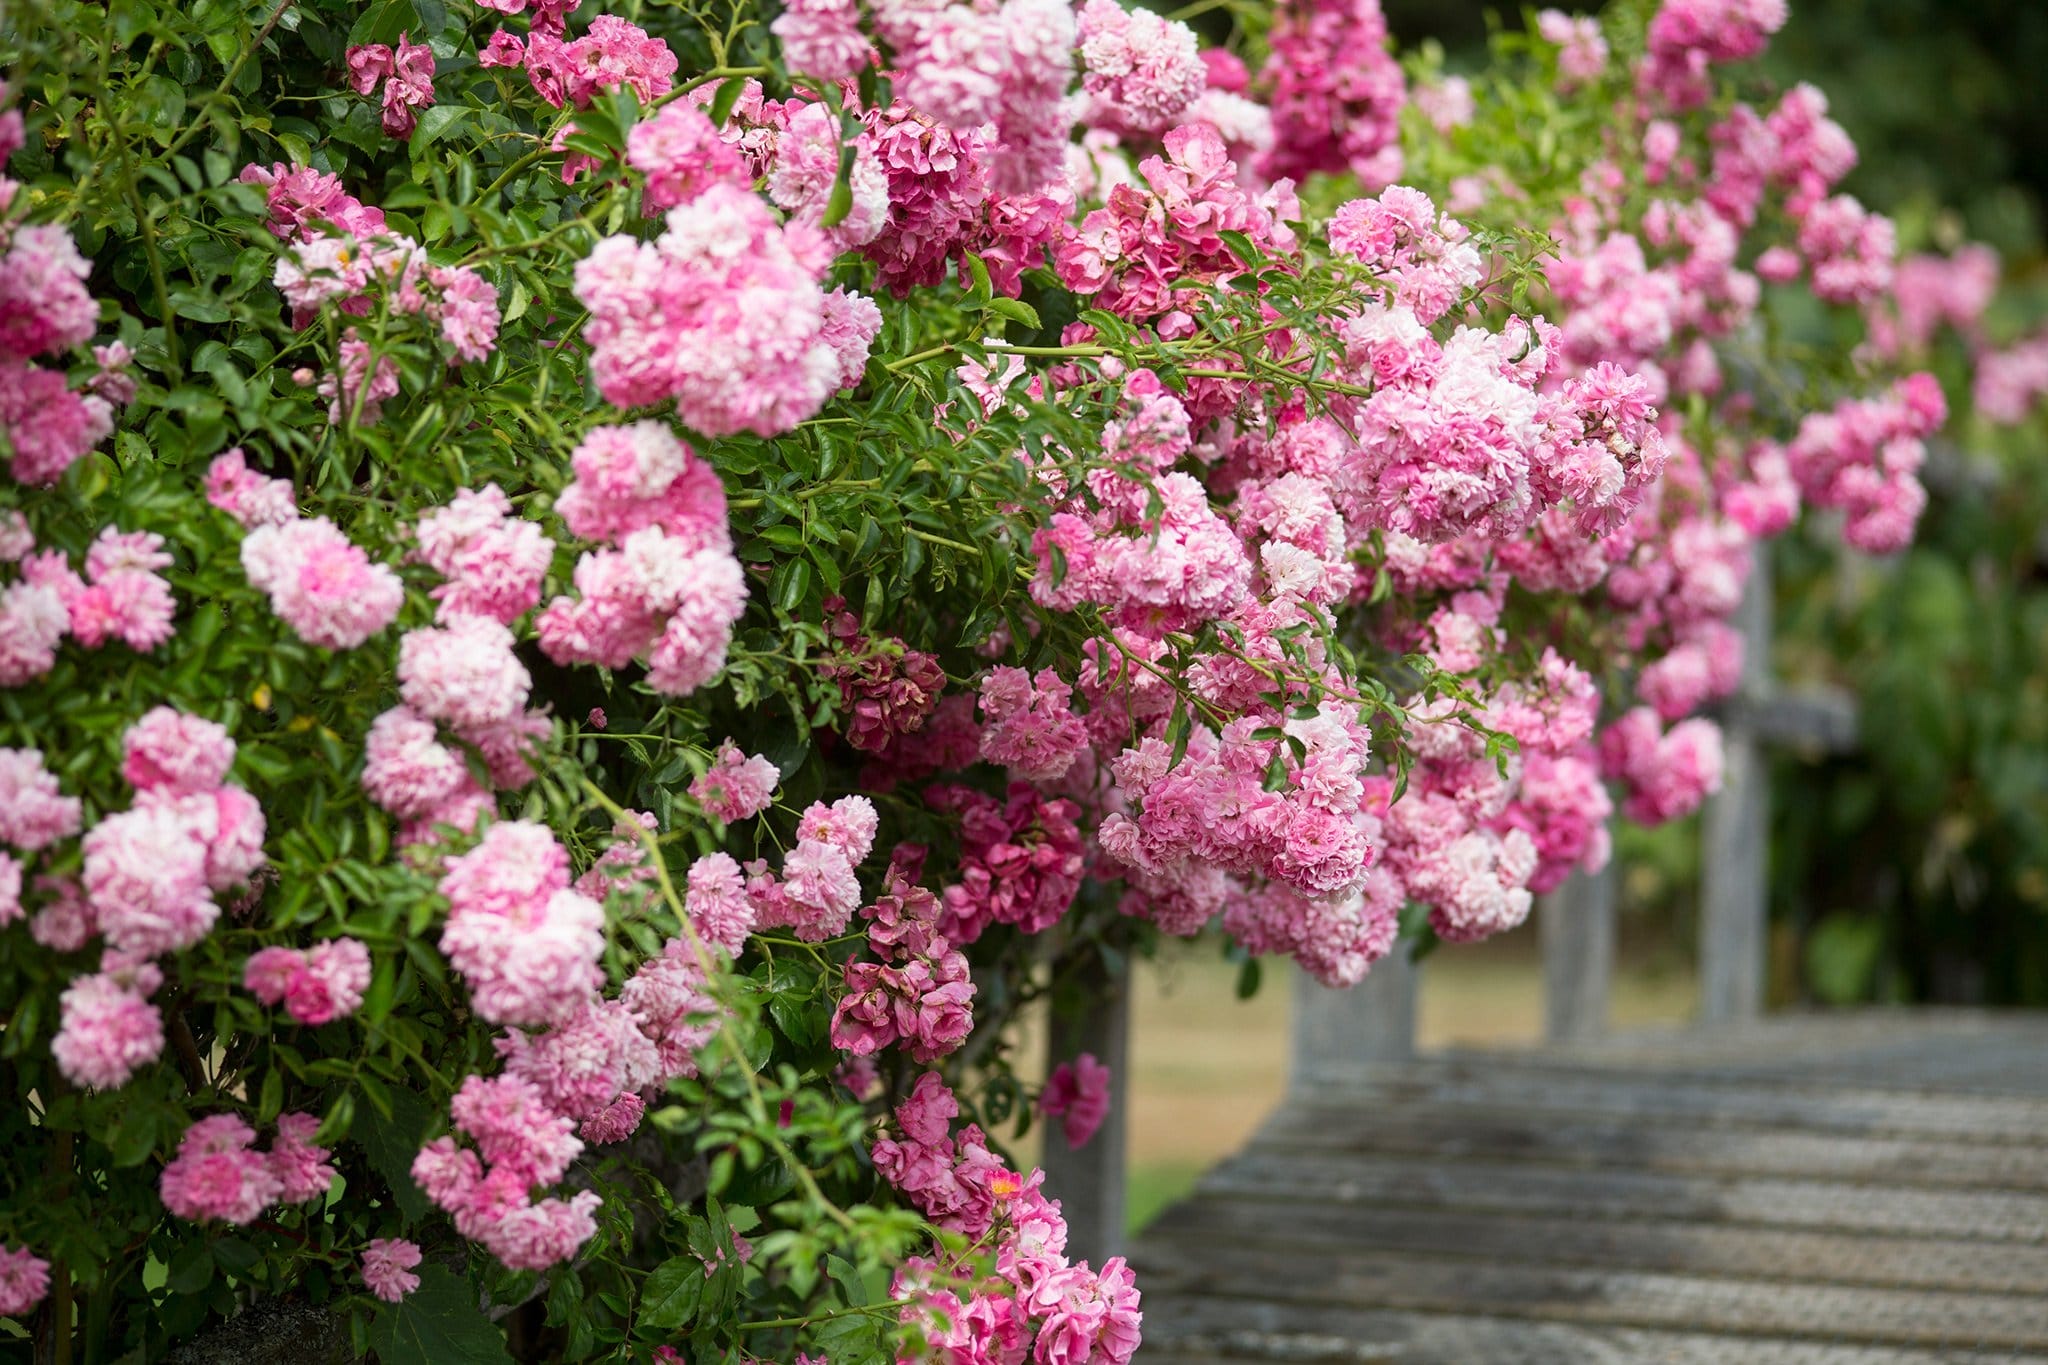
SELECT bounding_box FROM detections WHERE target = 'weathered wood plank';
[1528,1012,2048,1094]
[1540,862,1615,1043]
[1130,1241,2048,1349]
[1700,545,1775,1022]
[1040,959,1129,1265]
[1192,1148,2048,1241]
[1305,1057,2048,1144]
[1135,1298,2048,1365]
[1146,1199,2048,1294]
[1253,1100,2048,1190]
[1290,947,1415,1086]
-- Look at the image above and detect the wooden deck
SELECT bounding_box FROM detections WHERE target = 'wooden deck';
[1129,1011,2048,1364]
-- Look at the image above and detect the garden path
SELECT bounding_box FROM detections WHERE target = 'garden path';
[1128,1011,2048,1363]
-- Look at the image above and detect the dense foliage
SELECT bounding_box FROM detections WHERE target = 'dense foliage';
[0,0,1961,1358]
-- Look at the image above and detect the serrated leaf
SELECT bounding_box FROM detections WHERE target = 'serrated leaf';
[637,1256,704,1331]
[355,1084,435,1220]
[412,105,471,149]
[825,1254,868,1307]
[370,1265,511,1365]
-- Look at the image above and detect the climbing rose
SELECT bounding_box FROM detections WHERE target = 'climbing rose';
[361,1239,423,1302]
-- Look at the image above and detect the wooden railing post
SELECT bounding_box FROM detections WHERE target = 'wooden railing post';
[1700,547,1772,1023]
[1040,960,1130,1265]
[1289,946,1417,1091]
[1541,861,1617,1042]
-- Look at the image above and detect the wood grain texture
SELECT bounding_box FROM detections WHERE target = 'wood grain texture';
[1134,1014,2048,1364]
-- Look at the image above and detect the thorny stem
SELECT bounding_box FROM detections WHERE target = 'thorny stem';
[580,780,859,1235]
[737,1302,896,1333]
[157,0,295,164]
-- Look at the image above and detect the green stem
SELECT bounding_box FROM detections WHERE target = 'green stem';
[158,0,295,164]
[580,780,859,1235]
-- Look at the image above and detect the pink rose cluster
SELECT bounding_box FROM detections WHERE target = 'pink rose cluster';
[478,13,677,114]
[0,525,177,686]
[0,91,116,487]
[49,709,265,1091]
[1536,9,1609,88]
[1599,705,1726,826]
[857,101,1072,298]
[380,613,552,826]
[1326,184,1484,327]
[1040,1053,1112,1149]
[0,1244,50,1318]
[360,1238,423,1303]
[413,484,553,625]
[573,809,663,911]
[931,783,1086,945]
[160,1112,335,1224]
[703,83,890,251]
[819,596,950,753]
[868,0,1076,194]
[1075,0,1205,137]
[536,422,746,698]
[829,870,975,1063]
[244,938,373,1026]
[1258,0,1406,189]
[436,821,606,1027]
[1975,330,2048,426]
[240,513,404,650]
[345,33,435,137]
[977,667,1090,782]
[0,744,81,931]
[873,1074,1141,1365]
[1639,0,1787,111]
[267,213,500,375]
[204,448,296,529]
[1871,245,2000,360]
[745,795,881,942]
[1055,124,1299,333]
[411,1074,602,1271]
[770,0,874,80]
[689,739,781,823]
[573,184,879,438]
[626,102,749,216]
[1780,372,1946,555]
[496,992,656,1146]
[38,717,251,1073]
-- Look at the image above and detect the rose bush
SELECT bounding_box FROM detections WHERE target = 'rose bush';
[0,0,1956,1359]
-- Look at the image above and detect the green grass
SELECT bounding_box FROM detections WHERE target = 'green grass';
[1126,1161,1206,1235]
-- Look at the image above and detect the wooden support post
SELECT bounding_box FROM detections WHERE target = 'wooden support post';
[1541,861,1617,1043]
[1290,946,1417,1091]
[1700,547,1772,1023]
[1041,960,1130,1265]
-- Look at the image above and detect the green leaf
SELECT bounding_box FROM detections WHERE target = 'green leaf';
[108,1100,162,1168]
[412,106,471,149]
[962,253,994,308]
[1235,957,1262,1001]
[985,297,1041,329]
[355,1084,435,1220]
[825,1254,868,1308]
[1217,228,1258,266]
[370,1265,511,1365]
[165,1243,213,1296]
[708,76,746,127]
[637,1256,704,1331]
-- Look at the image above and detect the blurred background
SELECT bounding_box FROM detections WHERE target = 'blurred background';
[1112,0,2048,1233]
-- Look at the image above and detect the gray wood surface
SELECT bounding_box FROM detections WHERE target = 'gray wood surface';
[1700,546,1775,1023]
[1541,862,1616,1042]
[1134,1013,2048,1363]
[1291,944,1417,1086]
[1041,957,1130,1266]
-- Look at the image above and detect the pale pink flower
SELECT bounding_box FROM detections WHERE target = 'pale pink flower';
[361,1238,423,1302]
